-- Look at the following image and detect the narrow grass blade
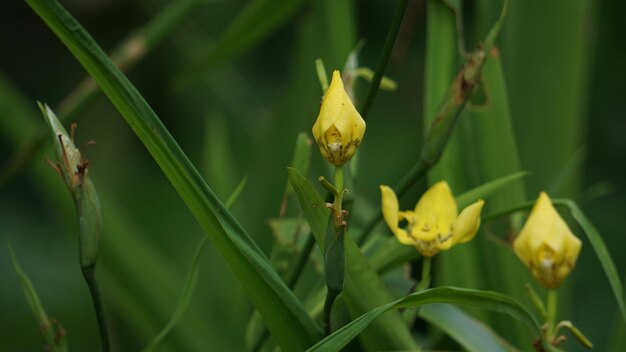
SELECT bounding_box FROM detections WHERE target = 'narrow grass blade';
[142,236,206,351]
[456,171,528,208]
[143,177,247,350]
[288,167,330,249]
[307,286,545,352]
[343,235,419,350]
[8,244,69,352]
[24,1,321,349]
[420,304,519,352]
[555,199,626,322]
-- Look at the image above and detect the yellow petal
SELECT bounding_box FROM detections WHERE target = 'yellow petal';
[381,185,400,234]
[451,199,484,244]
[513,192,557,264]
[411,181,457,240]
[380,185,415,245]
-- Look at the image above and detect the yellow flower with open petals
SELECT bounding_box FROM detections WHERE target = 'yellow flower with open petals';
[513,192,582,289]
[312,70,366,166]
[380,181,484,257]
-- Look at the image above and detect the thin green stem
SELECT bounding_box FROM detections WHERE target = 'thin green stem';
[546,289,558,340]
[82,266,110,352]
[322,166,346,336]
[333,166,345,217]
[416,257,432,292]
[359,0,410,120]
[402,257,432,324]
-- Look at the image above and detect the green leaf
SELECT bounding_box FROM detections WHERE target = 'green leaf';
[24,1,321,350]
[456,171,529,208]
[420,304,518,352]
[286,133,313,195]
[9,243,69,352]
[343,235,419,350]
[554,199,626,322]
[287,167,330,249]
[307,287,545,352]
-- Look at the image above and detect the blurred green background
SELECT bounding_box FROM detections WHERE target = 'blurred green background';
[1,0,624,350]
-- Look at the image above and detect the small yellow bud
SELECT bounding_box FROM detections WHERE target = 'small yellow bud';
[513,192,582,289]
[312,70,366,166]
[380,181,484,257]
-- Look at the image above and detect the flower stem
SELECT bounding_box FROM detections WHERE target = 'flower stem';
[333,166,345,218]
[322,166,346,335]
[82,266,110,352]
[416,256,432,292]
[546,289,558,340]
[402,257,432,324]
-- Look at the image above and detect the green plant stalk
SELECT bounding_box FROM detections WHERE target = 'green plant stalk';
[82,266,110,352]
[323,166,346,335]
[546,290,558,340]
[359,0,410,120]
[402,256,432,324]
[1,0,205,185]
[416,257,432,292]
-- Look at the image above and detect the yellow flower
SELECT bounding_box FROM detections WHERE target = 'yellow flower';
[380,181,484,257]
[513,192,582,289]
[312,70,366,166]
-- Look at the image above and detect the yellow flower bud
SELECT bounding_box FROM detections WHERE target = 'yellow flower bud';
[513,192,582,289]
[312,70,366,166]
[380,181,484,257]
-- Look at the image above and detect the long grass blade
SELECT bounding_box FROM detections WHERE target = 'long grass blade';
[306,286,546,352]
[419,304,519,352]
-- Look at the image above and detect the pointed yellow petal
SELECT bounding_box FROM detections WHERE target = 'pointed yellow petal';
[381,185,400,233]
[414,181,458,229]
[452,199,484,244]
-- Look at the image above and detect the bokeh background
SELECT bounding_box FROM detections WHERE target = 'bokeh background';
[1,0,624,350]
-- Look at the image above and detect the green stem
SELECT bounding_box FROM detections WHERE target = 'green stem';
[359,0,410,120]
[402,257,432,324]
[416,256,432,292]
[82,266,110,352]
[546,289,558,340]
[322,166,346,336]
[333,166,345,217]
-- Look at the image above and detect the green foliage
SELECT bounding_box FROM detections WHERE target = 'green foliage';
[1,0,623,350]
